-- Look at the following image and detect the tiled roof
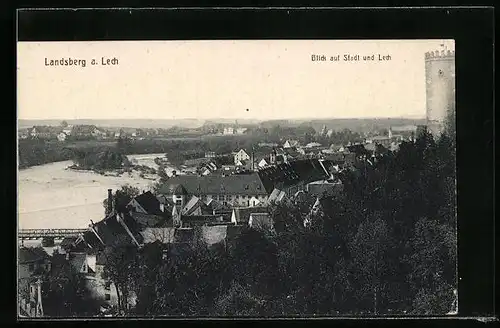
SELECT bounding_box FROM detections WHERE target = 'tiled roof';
[182,196,204,215]
[86,212,143,248]
[60,237,77,248]
[232,206,269,225]
[257,159,331,194]
[120,212,144,244]
[159,173,267,196]
[205,198,224,210]
[18,246,50,264]
[132,191,162,215]
[91,215,126,245]
[81,230,103,249]
[268,188,286,203]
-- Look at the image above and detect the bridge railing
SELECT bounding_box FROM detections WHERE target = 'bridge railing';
[18,229,88,238]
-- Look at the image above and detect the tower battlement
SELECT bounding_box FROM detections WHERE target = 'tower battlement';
[425,50,455,60]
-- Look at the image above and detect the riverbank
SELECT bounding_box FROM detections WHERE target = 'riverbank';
[17,153,174,230]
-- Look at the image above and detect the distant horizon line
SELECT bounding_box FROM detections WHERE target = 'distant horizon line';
[18,115,427,121]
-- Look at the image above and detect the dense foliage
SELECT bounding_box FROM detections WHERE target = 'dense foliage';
[41,260,100,317]
[70,147,130,171]
[26,115,457,317]
[18,139,73,169]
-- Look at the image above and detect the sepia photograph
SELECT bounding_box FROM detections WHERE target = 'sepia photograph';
[17,39,457,319]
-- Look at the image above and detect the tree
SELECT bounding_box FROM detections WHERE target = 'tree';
[133,242,165,315]
[116,136,133,154]
[406,218,457,315]
[41,260,100,317]
[213,281,263,316]
[101,235,140,315]
[348,217,394,314]
[146,241,224,316]
[61,120,69,128]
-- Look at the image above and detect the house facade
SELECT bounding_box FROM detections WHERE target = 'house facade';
[18,247,52,317]
[223,127,234,135]
[258,158,269,168]
[57,132,67,142]
[30,126,59,139]
[233,149,250,164]
[159,174,269,209]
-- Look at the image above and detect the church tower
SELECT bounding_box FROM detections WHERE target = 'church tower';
[425,46,455,137]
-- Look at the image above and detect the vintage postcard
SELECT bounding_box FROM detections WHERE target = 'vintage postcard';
[17,39,457,318]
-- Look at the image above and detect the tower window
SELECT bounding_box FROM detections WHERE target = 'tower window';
[438,69,444,76]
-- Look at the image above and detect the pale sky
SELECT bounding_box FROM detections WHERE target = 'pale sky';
[17,39,454,120]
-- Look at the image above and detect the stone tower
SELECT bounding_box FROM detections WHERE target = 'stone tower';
[425,47,455,136]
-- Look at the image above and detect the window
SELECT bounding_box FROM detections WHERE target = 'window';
[105,294,111,301]
[105,282,111,291]
[175,199,182,206]
[28,264,34,272]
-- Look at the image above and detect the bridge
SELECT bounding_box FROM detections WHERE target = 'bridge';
[18,229,88,240]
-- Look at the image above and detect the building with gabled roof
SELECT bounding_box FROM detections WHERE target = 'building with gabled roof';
[230,206,269,226]
[257,159,334,197]
[18,246,52,317]
[127,191,163,215]
[268,188,287,203]
[233,149,250,165]
[283,140,299,149]
[159,173,268,208]
[18,246,51,279]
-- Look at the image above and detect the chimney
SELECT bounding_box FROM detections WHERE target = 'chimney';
[107,189,113,214]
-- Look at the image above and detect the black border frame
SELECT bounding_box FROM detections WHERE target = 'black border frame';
[10,6,495,325]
